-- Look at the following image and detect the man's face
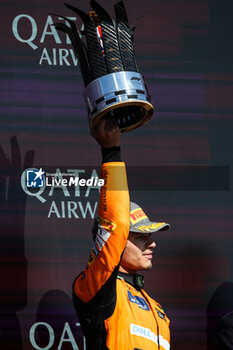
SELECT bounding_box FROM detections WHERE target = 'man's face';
[119,232,156,273]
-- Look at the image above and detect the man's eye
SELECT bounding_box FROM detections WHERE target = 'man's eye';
[136,235,145,239]
[136,234,151,240]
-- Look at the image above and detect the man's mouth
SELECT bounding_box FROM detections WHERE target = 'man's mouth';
[143,252,153,259]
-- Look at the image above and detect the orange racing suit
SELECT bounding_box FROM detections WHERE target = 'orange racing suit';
[73,148,170,350]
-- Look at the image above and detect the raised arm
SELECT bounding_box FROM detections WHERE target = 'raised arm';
[73,118,130,310]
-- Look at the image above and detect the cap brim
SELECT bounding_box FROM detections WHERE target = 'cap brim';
[130,221,170,234]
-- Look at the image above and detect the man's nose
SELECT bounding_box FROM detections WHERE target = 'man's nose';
[147,239,156,249]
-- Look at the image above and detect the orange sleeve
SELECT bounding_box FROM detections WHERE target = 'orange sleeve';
[74,162,130,303]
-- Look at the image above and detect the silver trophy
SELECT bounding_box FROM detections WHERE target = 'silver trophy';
[54,1,154,132]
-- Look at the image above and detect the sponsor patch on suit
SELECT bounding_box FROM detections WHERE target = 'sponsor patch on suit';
[128,291,150,311]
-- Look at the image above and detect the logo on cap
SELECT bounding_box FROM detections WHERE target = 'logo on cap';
[130,208,147,225]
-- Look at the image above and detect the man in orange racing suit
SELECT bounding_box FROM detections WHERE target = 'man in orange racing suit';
[73,118,170,350]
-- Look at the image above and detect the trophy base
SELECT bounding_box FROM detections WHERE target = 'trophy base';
[83,71,154,132]
[91,101,153,132]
